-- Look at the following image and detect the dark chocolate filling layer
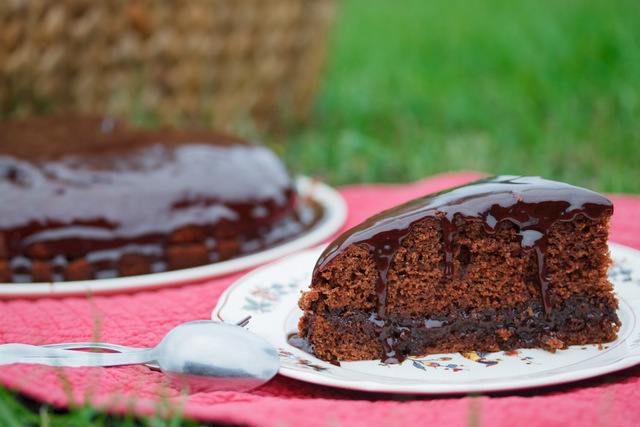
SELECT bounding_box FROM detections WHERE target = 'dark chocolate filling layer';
[300,295,620,362]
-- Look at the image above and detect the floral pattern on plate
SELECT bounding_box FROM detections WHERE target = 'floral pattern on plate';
[242,280,301,313]
[212,243,640,394]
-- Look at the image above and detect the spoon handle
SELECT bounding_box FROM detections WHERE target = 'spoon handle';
[0,343,155,367]
[43,342,140,352]
[42,342,160,369]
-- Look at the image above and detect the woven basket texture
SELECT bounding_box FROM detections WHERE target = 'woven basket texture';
[0,0,335,131]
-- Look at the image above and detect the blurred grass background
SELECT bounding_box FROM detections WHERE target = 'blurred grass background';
[2,0,639,425]
[280,0,640,193]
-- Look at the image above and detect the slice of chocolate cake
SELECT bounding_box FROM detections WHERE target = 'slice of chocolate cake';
[298,176,619,362]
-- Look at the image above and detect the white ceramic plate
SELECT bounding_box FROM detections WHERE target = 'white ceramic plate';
[212,243,640,394]
[0,176,347,298]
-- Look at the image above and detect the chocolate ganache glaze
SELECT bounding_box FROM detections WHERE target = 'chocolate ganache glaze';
[310,175,613,362]
[0,116,319,282]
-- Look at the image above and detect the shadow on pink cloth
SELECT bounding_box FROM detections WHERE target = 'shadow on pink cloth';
[1,171,640,427]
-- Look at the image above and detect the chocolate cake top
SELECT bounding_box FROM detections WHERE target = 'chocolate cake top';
[0,115,246,159]
[316,176,612,271]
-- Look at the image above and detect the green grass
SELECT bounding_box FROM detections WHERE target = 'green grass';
[0,385,206,427]
[280,0,640,193]
[3,0,640,424]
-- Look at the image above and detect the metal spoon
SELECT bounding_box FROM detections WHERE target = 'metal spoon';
[0,320,280,393]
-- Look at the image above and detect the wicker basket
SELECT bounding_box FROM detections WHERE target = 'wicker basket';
[0,0,335,131]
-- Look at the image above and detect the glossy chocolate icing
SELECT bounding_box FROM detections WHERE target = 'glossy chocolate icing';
[0,116,316,282]
[311,176,613,362]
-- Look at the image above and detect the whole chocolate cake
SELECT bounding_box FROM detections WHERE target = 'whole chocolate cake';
[298,176,619,362]
[0,116,320,283]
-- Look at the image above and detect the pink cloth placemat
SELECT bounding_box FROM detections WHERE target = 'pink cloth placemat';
[2,171,640,427]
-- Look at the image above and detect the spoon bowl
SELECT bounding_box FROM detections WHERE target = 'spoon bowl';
[155,320,280,392]
[0,320,280,393]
